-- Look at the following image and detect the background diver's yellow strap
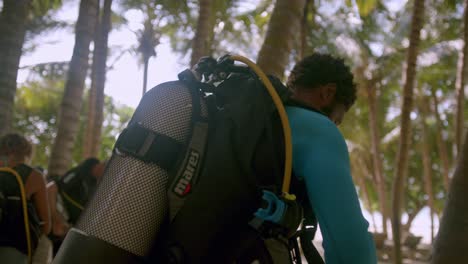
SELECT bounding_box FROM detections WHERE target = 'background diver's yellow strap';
[0,167,32,263]
[229,55,293,196]
[61,191,84,211]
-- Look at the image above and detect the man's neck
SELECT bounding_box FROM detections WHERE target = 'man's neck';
[290,89,324,110]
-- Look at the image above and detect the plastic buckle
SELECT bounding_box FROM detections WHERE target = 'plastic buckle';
[114,123,154,161]
[254,190,286,224]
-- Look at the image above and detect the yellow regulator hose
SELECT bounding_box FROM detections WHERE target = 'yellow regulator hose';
[0,167,32,263]
[229,55,295,199]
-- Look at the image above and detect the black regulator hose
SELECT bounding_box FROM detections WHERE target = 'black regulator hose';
[299,207,324,264]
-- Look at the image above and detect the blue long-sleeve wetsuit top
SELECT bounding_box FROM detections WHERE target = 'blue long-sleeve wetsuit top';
[286,106,377,264]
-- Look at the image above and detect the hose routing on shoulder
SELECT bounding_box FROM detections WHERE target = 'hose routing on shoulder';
[228,55,294,199]
[61,191,85,211]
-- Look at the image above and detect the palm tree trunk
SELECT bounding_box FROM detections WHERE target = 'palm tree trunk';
[367,82,389,236]
[455,0,468,156]
[299,0,312,60]
[84,73,97,158]
[84,7,100,158]
[361,178,378,232]
[401,202,424,236]
[84,0,113,158]
[48,0,99,177]
[0,0,31,135]
[391,0,425,263]
[257,0,306,78]
[142,56,149,96]
[432,130,468,263]
[355,157,378,232]
[430,88,451,191]
[420,95,435,242]
[190,0,213,67]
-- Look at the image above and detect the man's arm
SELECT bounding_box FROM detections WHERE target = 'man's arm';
[29,170,51,235]
[47,182,71,236]
[288,108,377,264]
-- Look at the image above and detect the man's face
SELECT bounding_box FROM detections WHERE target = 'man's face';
[313,85,348,126]
[327,103,347,126]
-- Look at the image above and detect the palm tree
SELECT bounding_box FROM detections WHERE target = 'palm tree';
[355,49,389,236]
[391,0,426,263]
[84,0,113,158]
[419,93,435,242]
[455,0,468,156]
[120,0,192,97]
[0,0,64,136]
[432,131,468,263]
[138,18,158,96]
[298,0,314,59]
[48,0,99,177]
[348,1,392,237]
[351,151,379,231]
[367,79,389,236]
[430,88,451,191]
[257,0,306,78]
[123,0,186,96]
[0,0,31,135]
[190,0,214,67]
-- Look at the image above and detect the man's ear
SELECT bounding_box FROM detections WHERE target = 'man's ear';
[320,83,337,104]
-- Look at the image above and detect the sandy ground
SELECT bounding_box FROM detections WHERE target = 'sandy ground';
[310,240,430,264]
[32,236,53,264]
[36,236,430,264]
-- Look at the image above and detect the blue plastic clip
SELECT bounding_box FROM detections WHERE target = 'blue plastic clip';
[254,190,286,224]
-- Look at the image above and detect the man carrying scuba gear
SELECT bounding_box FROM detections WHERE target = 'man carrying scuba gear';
[285,53,377,263]
[212,53,377,264]
[52,53,376,264]
[0,133,51,263]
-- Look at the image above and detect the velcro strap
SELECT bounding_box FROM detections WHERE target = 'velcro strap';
[115,123,183,171]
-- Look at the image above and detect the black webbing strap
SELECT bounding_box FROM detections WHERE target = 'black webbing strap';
[115,123,184,171]
[296,201,323,264]
[13,164,32,183]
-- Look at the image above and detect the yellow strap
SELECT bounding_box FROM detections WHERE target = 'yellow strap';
[229,55,294,197]
[0,167,32,263]
[61,191,84,211]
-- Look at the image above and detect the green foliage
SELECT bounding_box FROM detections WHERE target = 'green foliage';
[306,0,463,224]
[164,0,275,60]
[118,0,191,63]
[14,81,62,168]
[30,0,63,16]
[26,0,68,37]
[13,64,133,171]
[347,0,380,18]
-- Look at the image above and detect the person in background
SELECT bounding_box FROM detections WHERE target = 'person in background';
[47,157,106,255]
[0,133,51,263]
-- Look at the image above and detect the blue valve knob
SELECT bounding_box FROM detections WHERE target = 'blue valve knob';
[254,190,286,224]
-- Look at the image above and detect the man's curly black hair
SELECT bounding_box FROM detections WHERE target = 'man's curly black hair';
[287,53,357,109]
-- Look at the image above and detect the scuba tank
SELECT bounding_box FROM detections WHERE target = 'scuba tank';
[54,78,208,263]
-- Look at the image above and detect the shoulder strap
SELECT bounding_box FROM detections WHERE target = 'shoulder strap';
[167,70,210,221]
[0,166,34,261]
[12,164,33,183]
[290,174,323,263]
